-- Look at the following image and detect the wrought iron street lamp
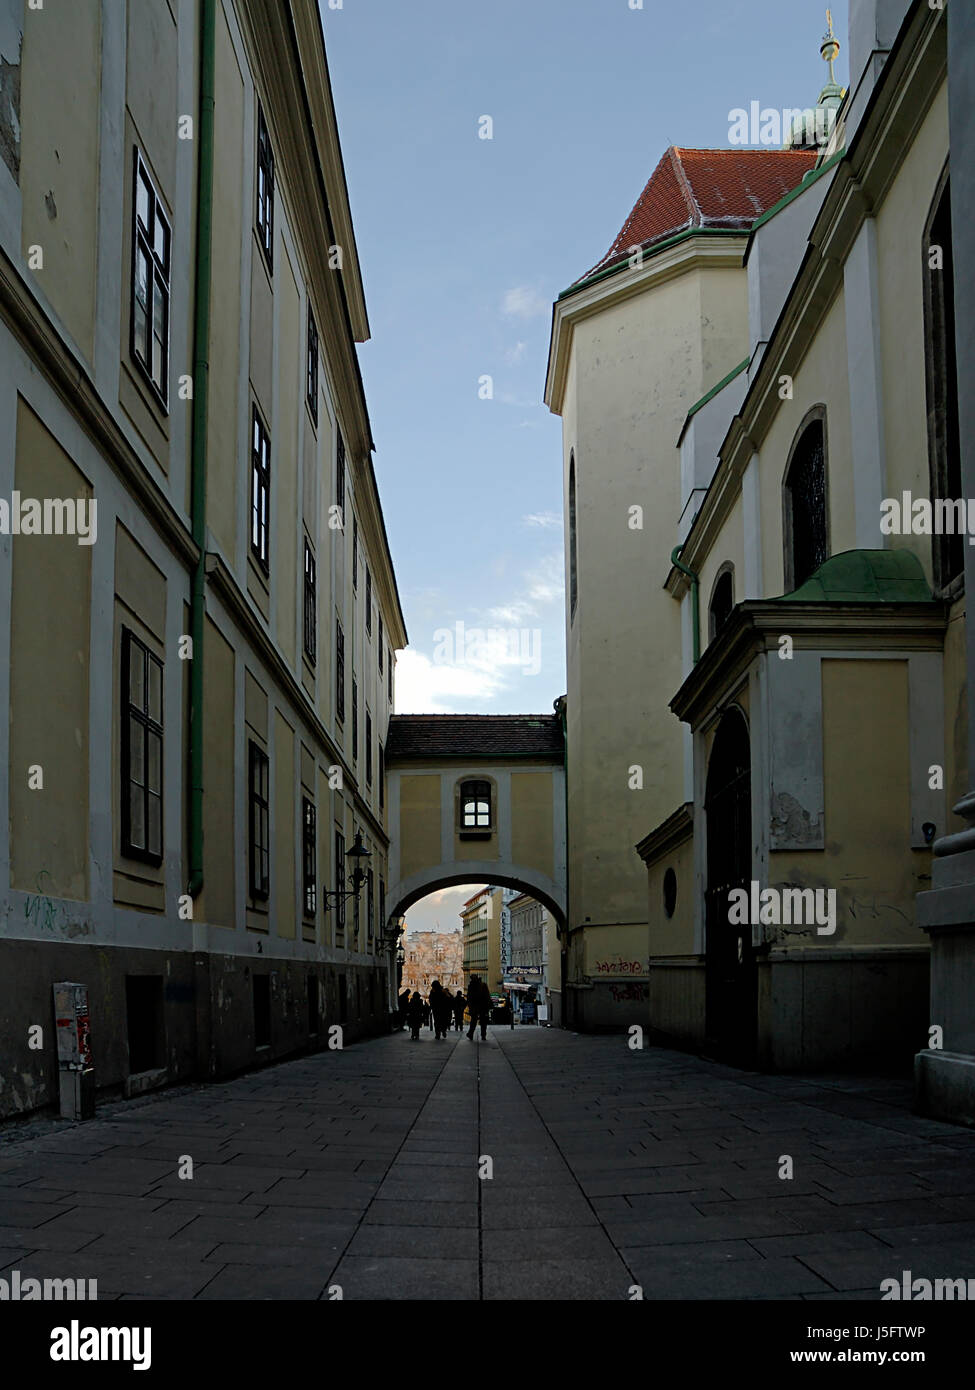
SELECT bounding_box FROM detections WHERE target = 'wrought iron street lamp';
[322,830,371,912]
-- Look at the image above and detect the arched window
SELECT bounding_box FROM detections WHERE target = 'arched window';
[709,566,734,640]
[459,779,492,832]
[923,165,962,593]
[568,452,578,621]
[784,412,828,591]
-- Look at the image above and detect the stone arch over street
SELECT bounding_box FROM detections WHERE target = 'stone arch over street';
[383,715,567,1002]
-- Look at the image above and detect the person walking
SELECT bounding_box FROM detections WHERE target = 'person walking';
[429,979,452,1040]
[452,990,466,1032]
[407,991,424,1041]
[466,974,490,1041]
[397,989,410,1031]
[422,997,431,1030]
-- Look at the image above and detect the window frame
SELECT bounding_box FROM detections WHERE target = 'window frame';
[365,710,373,786]
[568,451,578,621]
[378,743,384,809]
[459,778,493,836]
[256,101,274,273]
[783,408,829,593]
[302,796,317,919]
[334,830,346,932]
[336,431,346,518]
[351,676,358,763]
[250,404,271,574]
[365,568,372,635]
[130,148,171,411]
[248,741,270,901]
[121,626,164,866]
[335,618,345,723]
[303,538,317,665]
[306,309,319,425]
[352,516,358,592]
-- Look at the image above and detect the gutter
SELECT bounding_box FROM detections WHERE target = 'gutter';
[188,0,216,899]
[671,544,700,664]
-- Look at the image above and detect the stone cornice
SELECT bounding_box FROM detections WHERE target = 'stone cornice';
[545,232,749,417]
[207,550,390,849]
[636,802,694,867]
[670,600,947,729]
[671,2,947,581]
[0,245,199,570]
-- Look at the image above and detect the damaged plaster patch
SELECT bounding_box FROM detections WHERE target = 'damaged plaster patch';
[770,791,823,848]
[44,187,55,218]
[0,3,21,183]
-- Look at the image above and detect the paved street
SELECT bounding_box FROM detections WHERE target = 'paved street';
[2,1029,975,1301]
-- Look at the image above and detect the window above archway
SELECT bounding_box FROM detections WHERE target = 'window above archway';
[459,778,493,837]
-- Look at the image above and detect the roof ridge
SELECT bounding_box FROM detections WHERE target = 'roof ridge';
[669,145,702,225]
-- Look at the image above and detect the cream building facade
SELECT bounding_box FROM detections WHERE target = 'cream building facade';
[547,0,967,1067]
[0,0,405,1118]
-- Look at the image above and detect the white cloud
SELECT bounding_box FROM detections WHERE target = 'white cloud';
[522,510,561,529]
[505,341,528,365]
[393,646,504,713]
[501,286,548,319]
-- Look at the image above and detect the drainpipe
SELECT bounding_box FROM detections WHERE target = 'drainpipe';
[187,0,216,899]
[671,544,700,665]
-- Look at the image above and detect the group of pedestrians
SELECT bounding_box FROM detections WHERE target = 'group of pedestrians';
[397,973,492,1042]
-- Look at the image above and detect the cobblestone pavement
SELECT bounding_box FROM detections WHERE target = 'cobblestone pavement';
[2,1027,975,1300]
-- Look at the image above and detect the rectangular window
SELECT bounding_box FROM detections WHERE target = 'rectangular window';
[378,616,384,671]
[388,650,393,703]
[251,405,270,573]
[367,868,374,942]
[365,711,373,786]
[121,628,163,864]
[378,743,384,808]
[352,678,358,762]
[302,797,317,918]
[352,516,358,591]
[335,830,346,931]
[379,878,386,935]
[131,150,171,408]
[306,310,318,424]
[335,619,345,722]
[256,102,274,271]
[303,539,316,665]
[248,741,270,900]
[336,431,345,517]
[365,569,372,634]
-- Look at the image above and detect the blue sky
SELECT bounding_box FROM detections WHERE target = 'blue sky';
[321,0,849,926]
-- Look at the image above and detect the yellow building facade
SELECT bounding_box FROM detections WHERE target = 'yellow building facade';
[0,0,405,1118]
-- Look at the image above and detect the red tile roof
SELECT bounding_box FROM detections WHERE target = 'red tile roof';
[581,146,818,282]
[386,714,564,761]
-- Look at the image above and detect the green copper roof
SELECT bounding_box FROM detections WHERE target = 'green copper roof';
[775,549,934,603]
[686,357,750,424]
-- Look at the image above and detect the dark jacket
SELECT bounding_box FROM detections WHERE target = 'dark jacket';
[468,980,489,1016]
[407,994,424,1020]
[430,985,452,1022]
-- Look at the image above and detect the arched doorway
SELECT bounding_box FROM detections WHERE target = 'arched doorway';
[704,707,756,1064]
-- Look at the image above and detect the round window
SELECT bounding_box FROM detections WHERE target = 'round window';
[663,867,677,919]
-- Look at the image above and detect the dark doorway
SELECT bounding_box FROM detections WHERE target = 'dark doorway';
[253,974,271,1049]
[126,975,163,1074]
[704,708,756,1065]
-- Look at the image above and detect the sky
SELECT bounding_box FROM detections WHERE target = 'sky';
[320,0,850,931]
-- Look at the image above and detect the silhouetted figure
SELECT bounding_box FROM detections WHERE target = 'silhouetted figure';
[453,991,466,1031]
[407,991,424,1041]
[397,989,410,1030]
[422,999,431,1029]
[429,980,452,1040]
[466,975,490,1041]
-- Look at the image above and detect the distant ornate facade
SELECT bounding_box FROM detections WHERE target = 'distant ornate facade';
[400,929,464,997]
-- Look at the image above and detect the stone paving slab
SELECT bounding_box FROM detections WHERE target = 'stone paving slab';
[2,1028,975,1299]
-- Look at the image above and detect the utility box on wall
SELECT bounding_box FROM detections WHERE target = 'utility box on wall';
[53,982,95,1120]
